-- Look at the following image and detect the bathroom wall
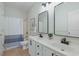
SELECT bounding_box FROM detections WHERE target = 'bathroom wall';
[0,3,5,34]
[27,2,60,35]
[27,2,79,47]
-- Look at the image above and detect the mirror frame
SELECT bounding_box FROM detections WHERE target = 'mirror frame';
[38,11,49,34]
[54,2,79,38]
[54,2,64,36]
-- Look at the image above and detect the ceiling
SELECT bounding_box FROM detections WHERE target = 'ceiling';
[4,2,36,13]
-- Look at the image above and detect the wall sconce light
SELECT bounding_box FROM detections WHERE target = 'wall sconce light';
[48,2,52,4]
[42,2,52,7]
[42,2,47,7]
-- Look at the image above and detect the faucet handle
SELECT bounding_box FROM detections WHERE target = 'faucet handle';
[61,38,69,45]
[39,34,43,38]
[61,38,66,41]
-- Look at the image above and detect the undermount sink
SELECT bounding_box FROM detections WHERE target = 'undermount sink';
[51,43,74,52]
[51,43,79,55]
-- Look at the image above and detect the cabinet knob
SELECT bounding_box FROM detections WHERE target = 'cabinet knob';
[37,45,39,47]
[37,52,39,55]
[52,53,54,56]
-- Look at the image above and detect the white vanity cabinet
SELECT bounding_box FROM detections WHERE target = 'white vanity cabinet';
[43,46,55,56]
[29,39,43,56]
[42,46,65,56]
[35,42,43,56]
[29,37,65,56]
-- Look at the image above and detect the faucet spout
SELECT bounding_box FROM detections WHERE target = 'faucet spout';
[61,38,69,45]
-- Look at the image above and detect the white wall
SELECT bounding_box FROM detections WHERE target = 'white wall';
[0,2,5,34]
[27,3,41,35]
[27,2,79,47]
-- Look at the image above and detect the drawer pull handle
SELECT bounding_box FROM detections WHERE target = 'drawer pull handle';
[37,53,39,55]
[52,53,54,56]
[37,45,39,47]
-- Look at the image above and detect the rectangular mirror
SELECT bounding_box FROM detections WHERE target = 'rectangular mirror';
[55,2,79,37]
[38,11,48,33]
[54,2,68,36]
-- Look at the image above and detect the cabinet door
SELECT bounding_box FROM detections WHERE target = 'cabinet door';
[29,39,36,56]
[35,42,43,56]
[43,47,55,56]
[43,46,65,56]
[42,46,46,56]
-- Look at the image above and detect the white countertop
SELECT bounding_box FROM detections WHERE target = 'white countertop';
[29,35,79,56]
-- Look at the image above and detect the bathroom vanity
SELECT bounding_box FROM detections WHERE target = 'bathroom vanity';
[28,35,79,56]
[28,2,79,56]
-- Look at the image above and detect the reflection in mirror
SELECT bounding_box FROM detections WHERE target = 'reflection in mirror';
[30,18,36,35]
[55,2,79,37]
[38,11,48,33]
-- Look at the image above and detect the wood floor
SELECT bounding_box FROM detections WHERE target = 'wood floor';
[2,47,30,56]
